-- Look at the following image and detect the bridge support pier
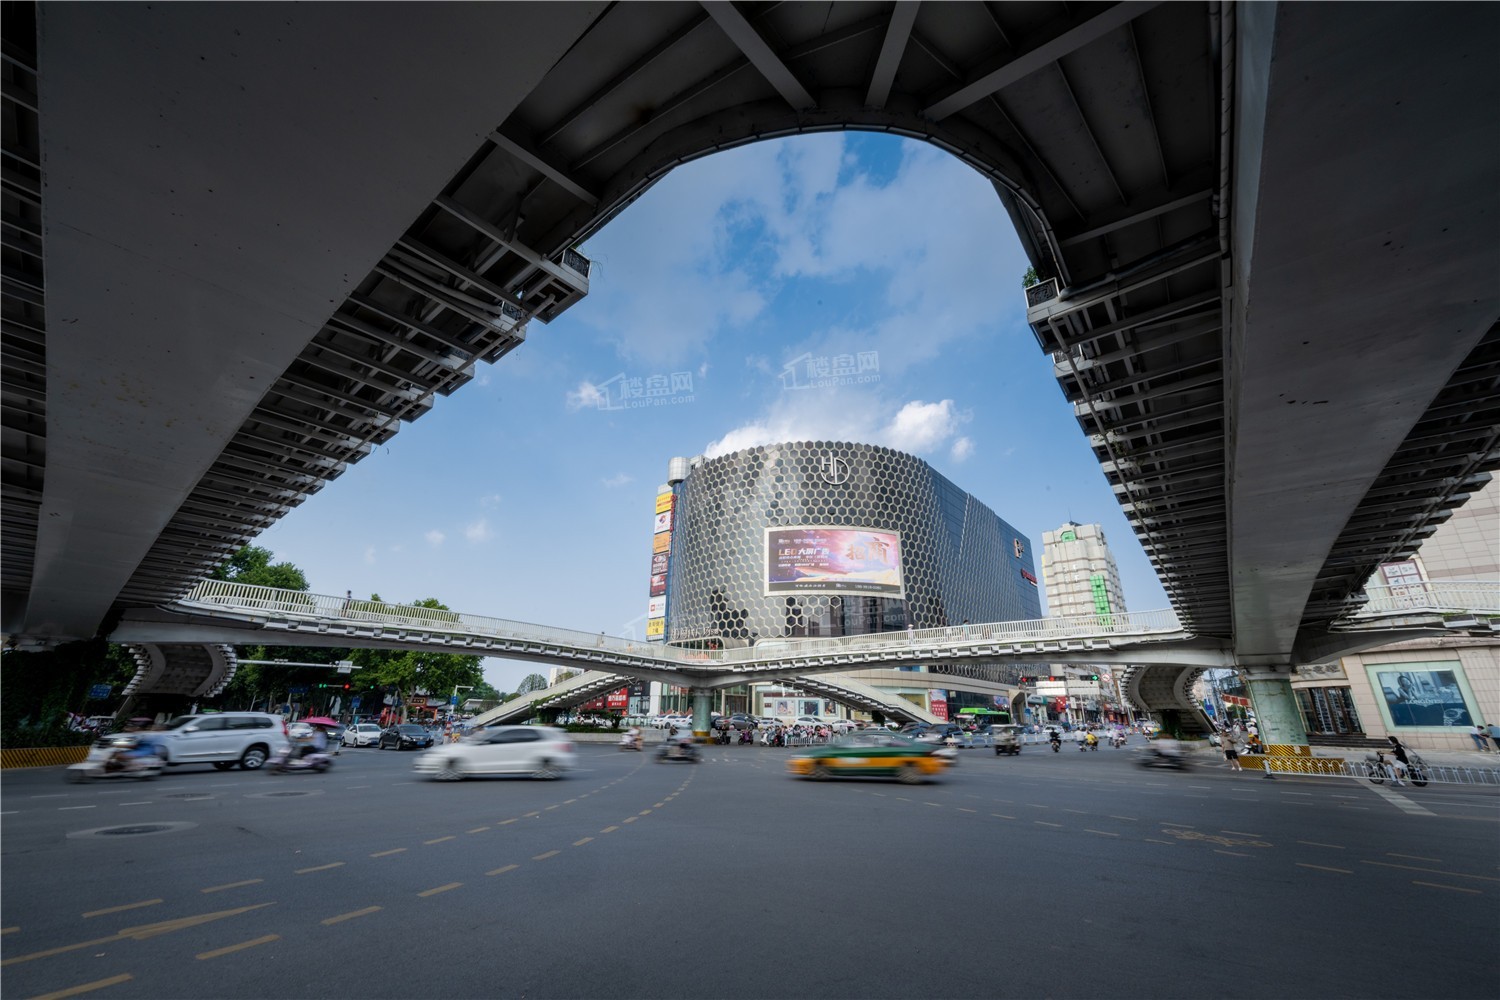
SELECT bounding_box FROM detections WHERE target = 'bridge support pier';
[690,689,714,740]
[1241,666,1308,749]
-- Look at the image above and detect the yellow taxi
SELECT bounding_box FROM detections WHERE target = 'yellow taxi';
[786,731,956,784]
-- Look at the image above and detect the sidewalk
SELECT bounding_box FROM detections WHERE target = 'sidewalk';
[1309,745,1500,770]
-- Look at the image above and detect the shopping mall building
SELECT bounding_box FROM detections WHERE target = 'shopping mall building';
[642,441,1042,723]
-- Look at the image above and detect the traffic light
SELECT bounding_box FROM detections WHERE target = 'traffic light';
[342,683,351,691]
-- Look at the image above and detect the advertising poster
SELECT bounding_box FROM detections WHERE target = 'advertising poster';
[650,573,666,597]
[653,532,671,554]
[929,689,948,721]
[646,618,665,638]
[651,552,668,576]
[1375,666,1473,727]
[647,595,666,618]
[653,510,672,534]
[764,526,904,597]
[655,491,674,515]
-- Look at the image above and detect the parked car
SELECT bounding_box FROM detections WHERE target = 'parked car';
[154,712,290,771]
[342,723,382,747]
[413,725,576,780]
[992,725,1022,756]
[787,731,956,784]
[379,724,435,750]
[714,713,759,731]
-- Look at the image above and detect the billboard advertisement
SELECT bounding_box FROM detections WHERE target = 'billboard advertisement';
[651,552,668,576]
[764,526,903,597]
[650,573,667,597]
[653,510,672,534]
[929,689,948,721]
[653,532,671,554]
[655,491,674,515]
[646,618,665,638]
[648,595,666,619]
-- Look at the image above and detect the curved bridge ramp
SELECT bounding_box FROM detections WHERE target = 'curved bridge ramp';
[468,671,627,728]
[776,673,941,726]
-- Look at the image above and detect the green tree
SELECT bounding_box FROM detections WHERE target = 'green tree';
[211,545,309,590]
[516,672,549,694]
[351,598,483,722]
[1022,265,1040,288]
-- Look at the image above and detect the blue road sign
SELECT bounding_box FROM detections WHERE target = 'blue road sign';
[88,683,112,700]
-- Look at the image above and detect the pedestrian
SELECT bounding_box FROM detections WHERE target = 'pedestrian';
[1488,723,1500,753]
[1469,724,1490,753]
[1222,730,1242,771]
[907,623,915,642]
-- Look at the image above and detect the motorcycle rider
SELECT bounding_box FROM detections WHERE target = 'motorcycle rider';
[1385,735,1412,785]
[1084,731,1098,750]
[1048,728,1062,751]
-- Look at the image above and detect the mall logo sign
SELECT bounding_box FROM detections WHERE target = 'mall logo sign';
[590,371,695,410]
[779,350,880,391]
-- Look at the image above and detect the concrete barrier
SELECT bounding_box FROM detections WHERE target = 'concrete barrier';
[1,746,90,769]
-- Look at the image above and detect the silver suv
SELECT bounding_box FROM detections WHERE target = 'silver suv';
[155,713,290,771]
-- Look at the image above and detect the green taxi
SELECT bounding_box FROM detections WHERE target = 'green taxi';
[787,731,956,784]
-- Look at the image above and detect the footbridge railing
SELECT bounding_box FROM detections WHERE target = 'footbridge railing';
[1345,580,1500,626]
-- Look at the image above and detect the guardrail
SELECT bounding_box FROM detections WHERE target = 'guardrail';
[1242,753,1500,786]
[1351,580,1500,616]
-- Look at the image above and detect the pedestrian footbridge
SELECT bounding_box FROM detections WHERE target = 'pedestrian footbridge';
[110,580,1500,715]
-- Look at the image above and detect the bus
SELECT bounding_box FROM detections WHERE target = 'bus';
[955,707,1012,727]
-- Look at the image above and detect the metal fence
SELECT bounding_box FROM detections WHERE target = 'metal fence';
[1248,754,1500,786]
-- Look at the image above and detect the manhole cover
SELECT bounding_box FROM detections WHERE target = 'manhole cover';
[69,821,197,840]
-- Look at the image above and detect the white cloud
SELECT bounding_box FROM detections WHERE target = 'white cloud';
[565,381,606,411]
[703,393,971,461]
[464,519,493,543]
[602,473,633,489]
[951,436,974,462]
[363,545,376,566]
[479,494,503,508]
[425,530,446,547]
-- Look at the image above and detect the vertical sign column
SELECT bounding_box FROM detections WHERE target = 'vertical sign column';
[648,485,673,641]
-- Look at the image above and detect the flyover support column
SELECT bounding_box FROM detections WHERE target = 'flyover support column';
[690,689,714,740]
[1241,666,1308,750]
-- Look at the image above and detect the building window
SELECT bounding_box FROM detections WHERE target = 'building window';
[1296,687,1362,735]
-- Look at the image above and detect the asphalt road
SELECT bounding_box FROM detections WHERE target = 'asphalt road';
[2,738,1495,999]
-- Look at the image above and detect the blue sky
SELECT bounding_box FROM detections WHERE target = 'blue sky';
[258,133,1170,692]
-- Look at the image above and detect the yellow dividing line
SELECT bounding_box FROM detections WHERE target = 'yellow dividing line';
[1297,863,1352,874]
[321,907,381,926]
[417,883,463,897]
[655,802,665,808]
[523,811,540,818]
[424,836,456,845]
[467,827,490,834]
[623,817,638,824]
[486,865,518,877]
[565,799,577,805]
[600,826,619,834]
[499,819,518,826]
[573,837,594,847]
[369,848,406,858]
[0,926,16,935]
[83,899,162,919]
[295,862,345,874]
[4,904,277,969]
[532,850,560,861]
[1413,880,1481,894]
[639,809,652,816]
[544,805,560,811]
[201,879,263,894]
[196,934,280,960]
[27,972,132,999]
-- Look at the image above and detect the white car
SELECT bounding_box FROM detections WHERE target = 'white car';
[413,725,576,781]
[342,723,382,747]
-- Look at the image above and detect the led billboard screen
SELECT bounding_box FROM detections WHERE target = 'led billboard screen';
[764,526,904,598]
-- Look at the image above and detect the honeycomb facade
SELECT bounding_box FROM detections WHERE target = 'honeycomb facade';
[665,442,1040,645]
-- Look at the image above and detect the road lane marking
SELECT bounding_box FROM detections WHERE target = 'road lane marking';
[1388,853,1441,862]
[28,972,133,999]
[1145,839,1175,846]
[1361,860,1499,882]
[623,817,638,824]
[600,826,619,833]
[1221,830,1262,837]
[1297,841,1345,849]
[467,827,490,834]
[1161,822,1193,828]
[201,879,263,894]
[958,808,977,813]
[1214,850,1250,857]
[370,848,406,858]
[1085,829,1119,837]
[655,802,665,808]
[532,851,560,861]
[30,794,66,799]
[1109,815,1137,822]
[545,805,560,811]
[486,865,518,877]
[1034,821,1062,828]
[0,926,16,934]
[424,836,455,845]
[523,811,540,818]
[295,862,345,874]
[83,899,162,919]
[1027,804,1049,809]
[197,934,280,960]
[1063,809,1087,814]
[2,903,275,967]
[1282,791,1313,796]
[639,809,652,815]
[119,801,152,806]
[417,883,463,897]
[59,806,96,811]
[499,819,517,826]
[322,907,381,925]
[1412,880,1481,894]
[991,814,1014,819]
[573,837,594,846]
[1297,863,1352,874]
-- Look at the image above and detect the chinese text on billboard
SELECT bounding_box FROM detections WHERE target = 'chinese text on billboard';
[764,526,904,598]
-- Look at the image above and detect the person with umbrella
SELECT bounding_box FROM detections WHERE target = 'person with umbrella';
[299,716,343,756]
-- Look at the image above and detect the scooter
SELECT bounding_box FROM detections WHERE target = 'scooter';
[66,735,164,782]
[738,729,754,745]
[1366,750,1428,787]
[1138,749,1191,770]
[1050,737,1062,753]
[1109,733,1126,748]
[268,746,333,773]
[618,732,643,751]
[656,739,699,763]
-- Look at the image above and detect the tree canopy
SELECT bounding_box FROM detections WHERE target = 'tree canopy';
[211,545,309,591]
